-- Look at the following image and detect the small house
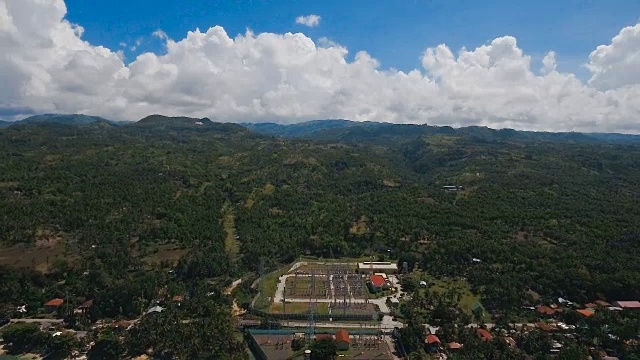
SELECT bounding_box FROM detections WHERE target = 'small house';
[577,309,595,317]
[503,337,516,347]
[425,335,441,353]
[613,301,640,309]
[536,306,556,316]
[368,274,388,292]
[335,329,350,351]
[477,328,493,341]
[74,299,93,315]
[45,298,64,312]
[447,342,463,351]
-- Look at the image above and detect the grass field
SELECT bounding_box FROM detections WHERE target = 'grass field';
[143,243,187,266]
[0,241,66,272]
[254,266,289,311]
[422,276,483,316]
[222,203,240,260]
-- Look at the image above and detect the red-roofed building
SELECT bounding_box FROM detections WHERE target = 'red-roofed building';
[536,323,555,332]
[595,300,610,307]
[585,303,597,309]
[315,333,333,341]
[448,342,463,350]
[336,329,350,350]
[477,328,493,341]
[577,309,595,317]
[536,306,556,316]
[368,275,388,292]
[425,334,441,352]
[425,335,441,344]
[172,295,184,302]
[45,298,64,312]
[613,301,640,309]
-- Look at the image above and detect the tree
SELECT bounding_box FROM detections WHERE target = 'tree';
[46,333,79,360]
[88,330,125,360]
[311,338,337,360]
[1,322,48,354]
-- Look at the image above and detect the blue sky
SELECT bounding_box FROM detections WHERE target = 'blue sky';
[3,0,640,132]
[66,0,640,78]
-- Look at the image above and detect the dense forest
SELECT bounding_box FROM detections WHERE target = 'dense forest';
[1,115,639,358]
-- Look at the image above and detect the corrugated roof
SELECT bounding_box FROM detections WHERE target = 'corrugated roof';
[45,298,64,306]
[336,329,350,343]
[577,309,595,317]
[477,328,493,341]
[425,335,441,344]
[615,301,640,308]
[536,306,556,315]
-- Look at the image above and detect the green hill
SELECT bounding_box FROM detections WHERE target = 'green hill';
[17,113,110,126]
[1,115,639,322]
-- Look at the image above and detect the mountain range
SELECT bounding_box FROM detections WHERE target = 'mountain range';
[2,113,639,143]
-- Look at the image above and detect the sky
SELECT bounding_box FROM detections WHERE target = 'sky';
[1,0,640,133]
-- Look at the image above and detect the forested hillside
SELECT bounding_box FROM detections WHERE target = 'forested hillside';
[1,115,639,357]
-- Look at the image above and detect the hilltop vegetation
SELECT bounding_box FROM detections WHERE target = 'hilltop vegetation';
[0,115,639,357]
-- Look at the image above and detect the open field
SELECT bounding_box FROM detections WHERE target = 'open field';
[222,204,240,259]
[0,241,66,272]
[142,243,187,265]
[424,276,482,315]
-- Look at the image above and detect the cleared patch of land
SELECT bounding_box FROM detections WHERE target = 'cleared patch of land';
[222,204,240,259]
[0,236,66,272]
[513,230,558,247]
[143,243,187,265]
[350,215,370,235]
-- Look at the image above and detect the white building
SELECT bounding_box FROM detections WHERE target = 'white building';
[357,262,398,274]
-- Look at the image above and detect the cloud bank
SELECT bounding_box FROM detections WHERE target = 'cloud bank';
[295,14,321,28]
[1,0,640,133]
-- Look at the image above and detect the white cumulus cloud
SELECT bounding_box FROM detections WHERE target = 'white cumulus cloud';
[587,23,640,90]
[152,29,169,41]
[1,0,640,133]
[541,51,557,74]
[295,14,321,28]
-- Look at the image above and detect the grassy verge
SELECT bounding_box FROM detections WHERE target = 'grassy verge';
[254,266,289,311]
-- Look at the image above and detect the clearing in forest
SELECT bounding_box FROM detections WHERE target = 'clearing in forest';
[222,203,240,259]
[422,276,482,316]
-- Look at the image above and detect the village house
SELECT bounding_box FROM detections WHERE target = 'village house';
[613,301,640,309]
[335,329,350,351]
[73,299,93,315]
[476,328,493,341]
[425,335,441,353]
[44,298,64,313]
